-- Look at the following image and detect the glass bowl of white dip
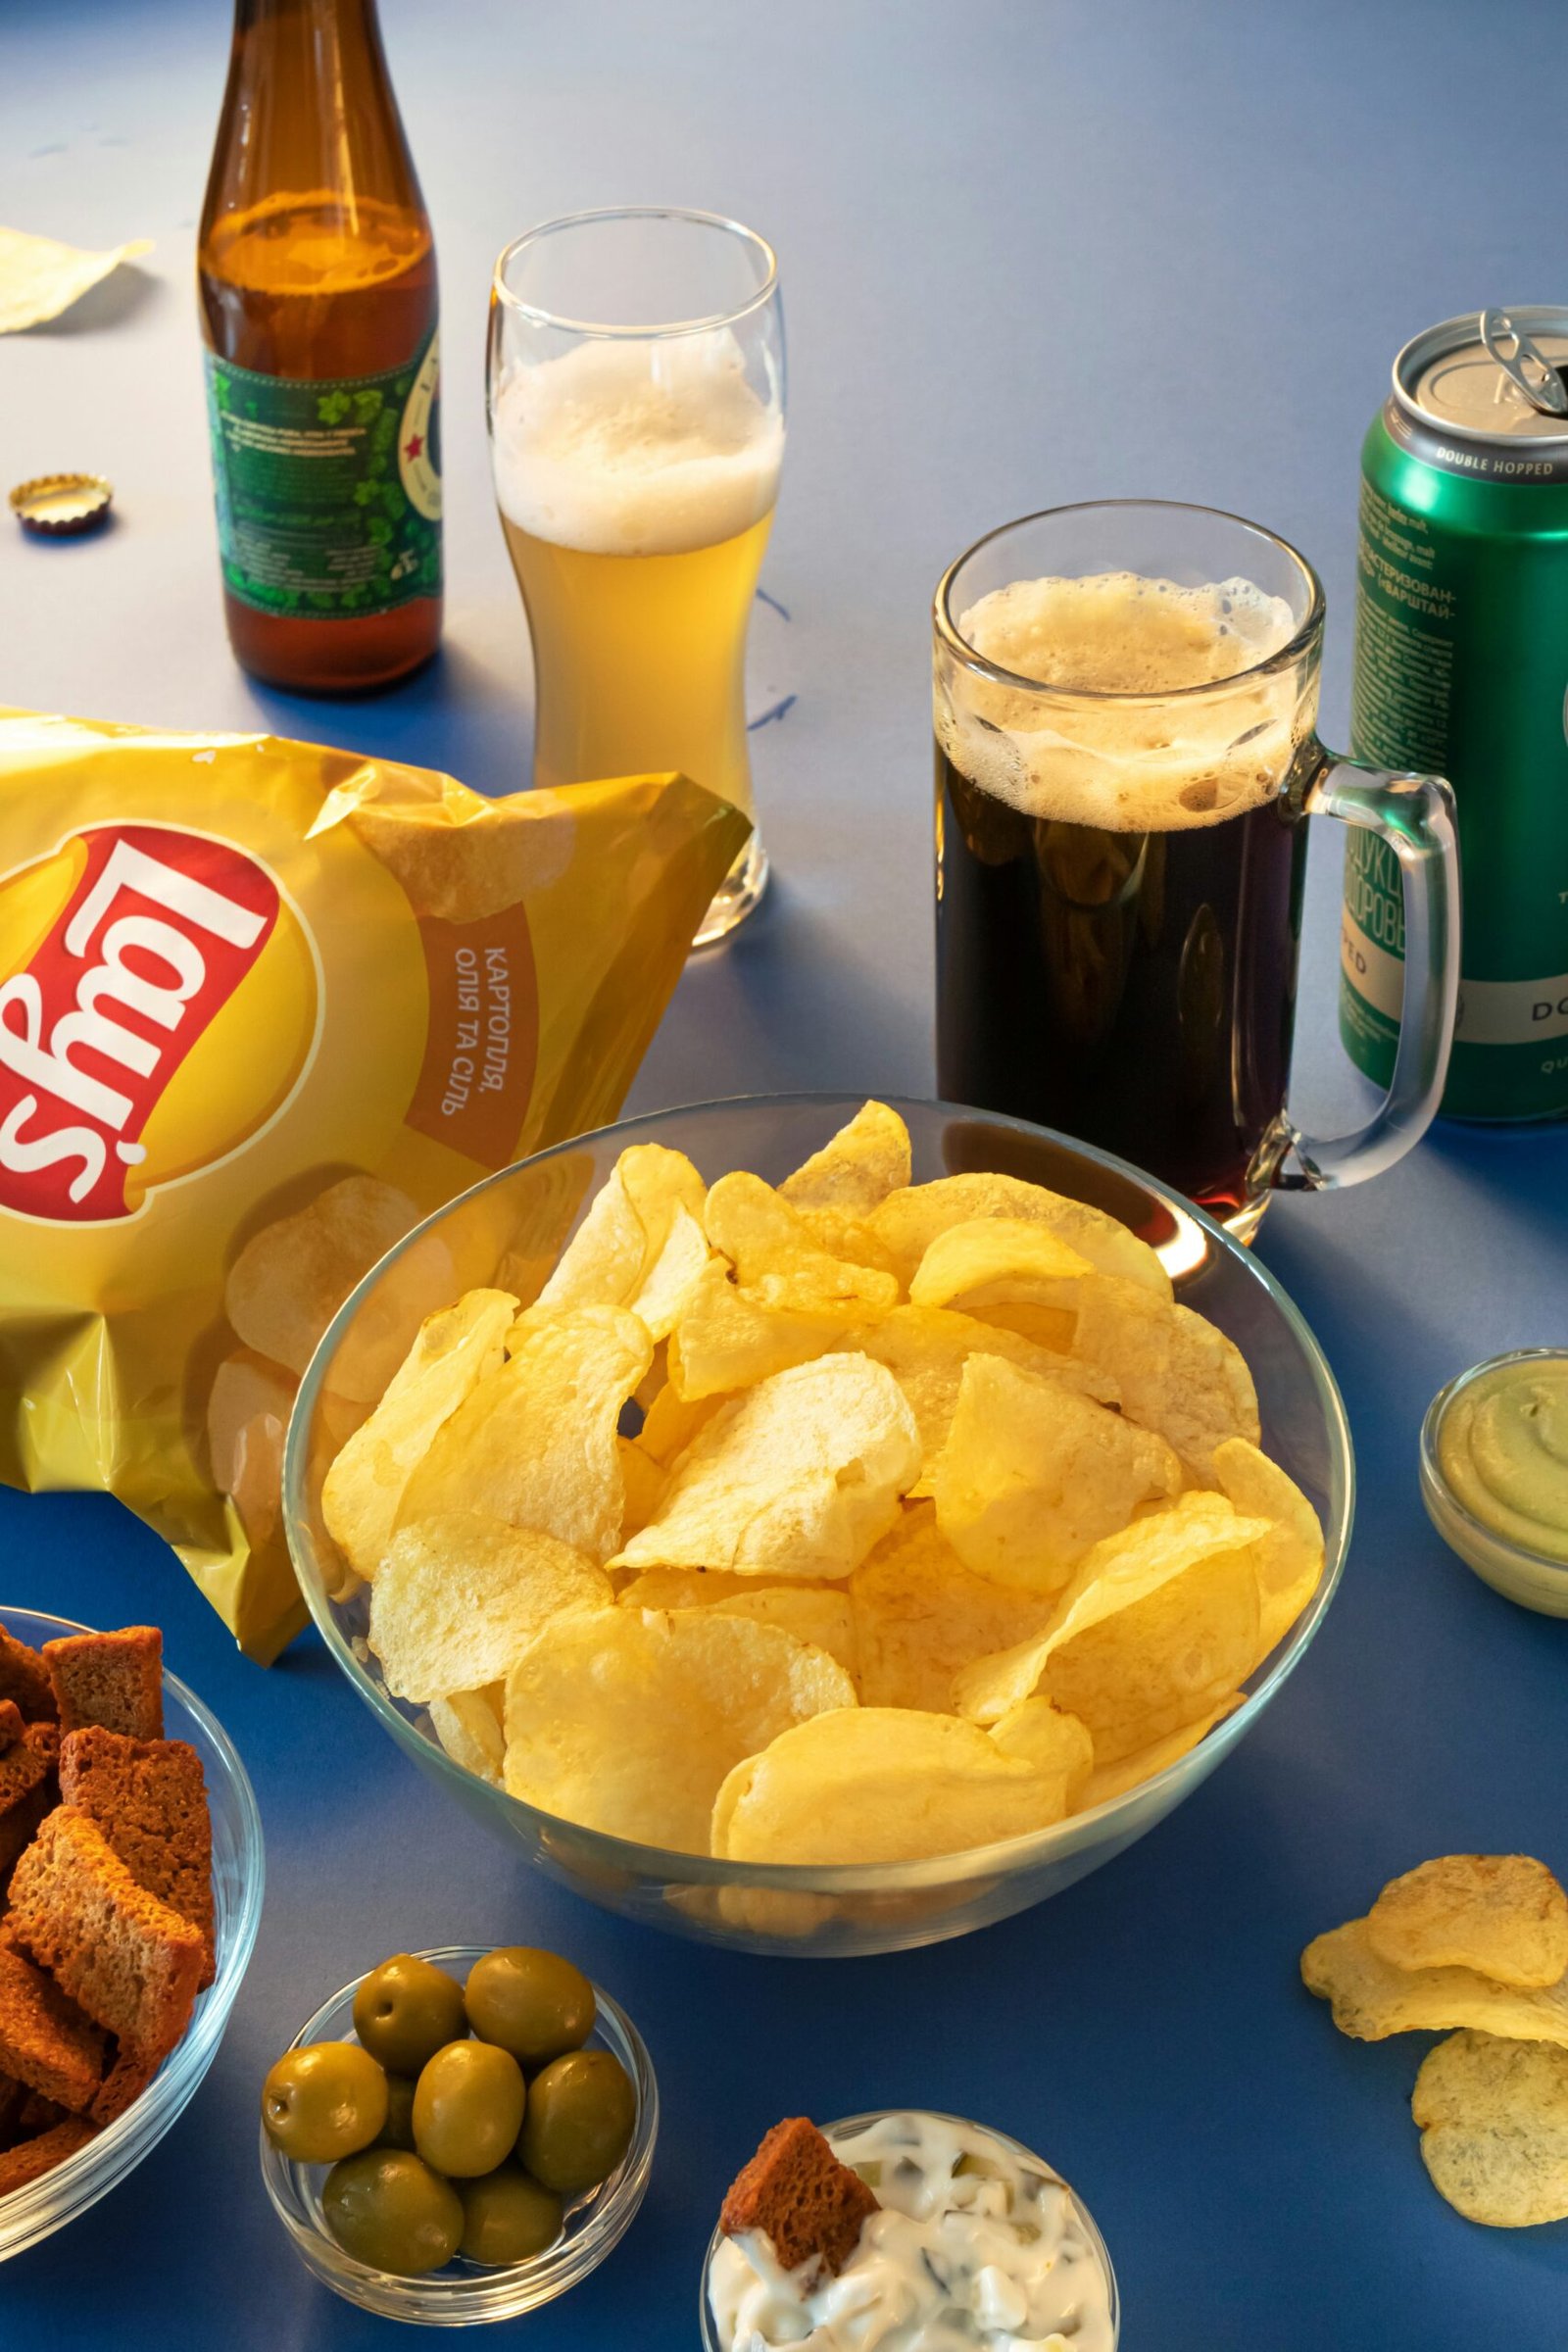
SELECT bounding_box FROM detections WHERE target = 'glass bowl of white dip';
[700,2108,1119,2351]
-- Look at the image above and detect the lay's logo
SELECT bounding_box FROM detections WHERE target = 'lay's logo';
[0,823,316,1224]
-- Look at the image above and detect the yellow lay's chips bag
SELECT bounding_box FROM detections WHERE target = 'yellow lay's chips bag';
[0,710,749,1659]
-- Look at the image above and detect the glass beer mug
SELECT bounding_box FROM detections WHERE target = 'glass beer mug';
[933,500,1460,1240]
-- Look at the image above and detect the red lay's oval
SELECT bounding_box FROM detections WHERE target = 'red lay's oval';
[0,709,749,1659]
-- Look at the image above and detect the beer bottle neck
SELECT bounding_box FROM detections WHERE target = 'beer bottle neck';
[206,0,426,230]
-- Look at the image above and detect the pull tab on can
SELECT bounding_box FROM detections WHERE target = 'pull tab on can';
[1480,308,1568,416]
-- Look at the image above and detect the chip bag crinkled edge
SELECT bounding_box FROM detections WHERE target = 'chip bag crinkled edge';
[0,710,749,1657]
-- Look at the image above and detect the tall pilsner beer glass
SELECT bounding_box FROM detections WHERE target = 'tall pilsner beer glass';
[934,501,1462,1240]
[489,209,785,945]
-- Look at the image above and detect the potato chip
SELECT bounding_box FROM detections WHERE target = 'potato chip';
[427,1684,506,1786]
[612,1353,920,1581]
[1211,1436,1325,1663]
[369,1511,612,1699]
[636,1371,730,1466]
[1301,1918,1568,2047]
[0,227,153,334]
[869,1172,1171,1299]
[1413,2032,1568,2228]
[398,1304,652,1562]
[322,1288,517,1580]
[503,1607,856,1853]
[207,1349,294,1494]
[536,1145,710,1340]
[1075,1696,1242,1812]
[225,1411,284,1550]
[226,1174,456,1397]
[1074,1279,1259,1480]
[795,1207,904,1281]
[987,1697,1094,1807]
[908,1217,1092,1350]
[933,1355,1181,1597]
[850,1503,1059,1711]
[670,1258,861,1399]
[841,1304,1119,1490]
[704,1171,899,1316]
[956,1493,1265,1761]
[616,1567,859,1682]
[711,1706,1079,1865]
[777,1101,912,1216]
[1367,1856,1568,1988]
[616,1438,667,1540]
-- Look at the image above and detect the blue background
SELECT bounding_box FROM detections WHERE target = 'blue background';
[3,2,1568,2344]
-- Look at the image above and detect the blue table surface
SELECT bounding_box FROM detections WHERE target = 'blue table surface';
[4,1,1568,2344]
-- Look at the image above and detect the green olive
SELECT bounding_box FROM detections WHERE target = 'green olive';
[262,2041,388,2164]
[413,2039,527,2179]
[375,2074,417,2152]
[458,2162,564,2266]
[516,2048,635,2194]
[353,1954,467,2076]
[322,2149,464,2277]
[466,1947,596,2069]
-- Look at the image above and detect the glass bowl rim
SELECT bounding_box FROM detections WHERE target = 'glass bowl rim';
[284,1090,1353,1895]
[696,2104,1120,2350]
[491,206,779,340]
[1419,1348,1568,1578]
[0,1603,265,2233]
[258,1943,659,2312]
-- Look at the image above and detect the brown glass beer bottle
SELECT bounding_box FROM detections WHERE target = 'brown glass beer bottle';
[198,0,442,693]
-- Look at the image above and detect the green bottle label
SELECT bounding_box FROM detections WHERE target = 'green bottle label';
[204,333,442,619]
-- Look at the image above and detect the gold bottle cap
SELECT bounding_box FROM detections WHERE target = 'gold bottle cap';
[8,473,114,536]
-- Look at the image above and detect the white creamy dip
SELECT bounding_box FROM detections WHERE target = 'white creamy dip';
[707,2110,1116,2352]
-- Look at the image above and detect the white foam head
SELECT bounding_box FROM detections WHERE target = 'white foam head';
[937,570,1305,832]
[491,328,784,557]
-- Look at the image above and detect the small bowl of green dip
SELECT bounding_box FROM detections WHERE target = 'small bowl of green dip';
[1421,1348,1568,1616]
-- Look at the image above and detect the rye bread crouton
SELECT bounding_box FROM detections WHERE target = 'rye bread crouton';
[90,2042,165,2128]
[0,1628,56,1727]
[0,1946,105,2113]
[720,2117,879,2276]
[42,1628,163,1740]
[59,1730,216,1988]
[0,1722,60,1880]
[0,2115,96,2195]
[7,1809,203,2061]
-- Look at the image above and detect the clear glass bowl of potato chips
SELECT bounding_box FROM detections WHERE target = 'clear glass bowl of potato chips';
[283,1096,1352,1957]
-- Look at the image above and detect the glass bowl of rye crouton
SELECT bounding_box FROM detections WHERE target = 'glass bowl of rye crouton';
[0,1607,265,2260]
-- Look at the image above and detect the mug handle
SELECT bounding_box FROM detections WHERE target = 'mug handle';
[1273,753,1461,1192]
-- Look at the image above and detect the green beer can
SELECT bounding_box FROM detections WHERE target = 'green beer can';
[1342,308,1568,1119]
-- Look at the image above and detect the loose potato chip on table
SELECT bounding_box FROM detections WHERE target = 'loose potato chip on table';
[322,1288,517,1582]
[956,1492,1266,1763]
[933,1354,1180,1597]
[398,1304,652,1563]
[503,1608,856,1853]
[1413,2031,1568,2228]
[368,1511,612,1699]
[612,1352,919,1580]
[850,1502,1060,1712]
[869,1172,1172,1298]
[616,1568,860,1683]
[711,1706,1083,1865]
[1300,1918,1568,2048]
[777,1100,912,1215]
[1367,1855,1568,1988]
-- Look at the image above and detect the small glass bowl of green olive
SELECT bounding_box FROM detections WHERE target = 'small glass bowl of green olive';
[259,1944,658,2325]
